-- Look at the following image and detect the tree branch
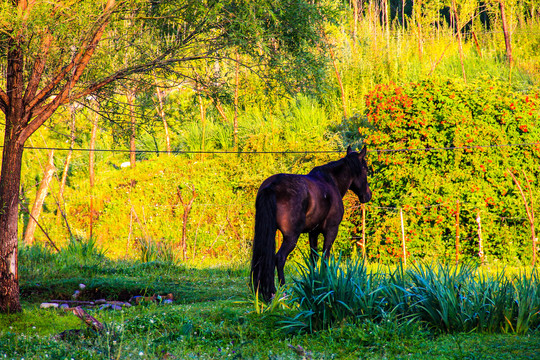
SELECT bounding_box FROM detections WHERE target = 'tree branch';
[20,1,118,142]
[26,0,119,112]
[23,33,52,107]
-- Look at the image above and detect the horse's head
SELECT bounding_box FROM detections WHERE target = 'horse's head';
[347,146,372,203]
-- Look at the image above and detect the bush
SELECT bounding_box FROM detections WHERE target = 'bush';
[347,78,540,263]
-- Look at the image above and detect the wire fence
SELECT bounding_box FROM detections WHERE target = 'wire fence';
[12,140,540,155]
[17,140,540,264]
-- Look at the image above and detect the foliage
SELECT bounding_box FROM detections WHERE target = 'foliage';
[13,2,540,268]
[345,78,540,263]
[60,235,108,267]
[18,243,56,271]
[135,237,177,264]
[281,255,540,335]
[280,254,385,333]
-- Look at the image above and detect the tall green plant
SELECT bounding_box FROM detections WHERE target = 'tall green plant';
[280,256,540,334]
[280,254,385,333]
[60,235,107,267]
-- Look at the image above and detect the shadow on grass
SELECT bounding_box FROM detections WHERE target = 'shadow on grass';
[20,260,249,305]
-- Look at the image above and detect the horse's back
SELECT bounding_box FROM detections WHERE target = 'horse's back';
[257,173,340,234]
[258,173,310,205]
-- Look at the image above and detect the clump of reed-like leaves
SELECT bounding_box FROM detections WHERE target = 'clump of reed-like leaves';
[279,254,540,335]
[60,235,108,266]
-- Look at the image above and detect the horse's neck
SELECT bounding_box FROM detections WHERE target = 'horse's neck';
[327,166,351,198]
[333,176,351,198]
[310,161,351,197]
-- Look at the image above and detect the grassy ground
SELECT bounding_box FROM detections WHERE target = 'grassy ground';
[1,259,540,359]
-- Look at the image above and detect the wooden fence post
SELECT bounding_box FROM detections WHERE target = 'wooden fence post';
[507,169,537,266]
[361,204,366,260]
[400,207,407,267]
[476,210,485,264]
[455,200,460,265]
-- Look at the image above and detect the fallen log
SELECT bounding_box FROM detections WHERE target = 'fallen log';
[68,306,104,332]
[49,300,95,305]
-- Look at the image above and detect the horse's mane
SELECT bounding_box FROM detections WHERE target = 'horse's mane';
[309,152,364,176]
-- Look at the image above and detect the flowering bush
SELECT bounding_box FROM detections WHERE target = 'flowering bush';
[349,79,540,263]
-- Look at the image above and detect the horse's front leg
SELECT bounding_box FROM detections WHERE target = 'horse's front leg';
[275,233,299,286]
[322,226,340,259]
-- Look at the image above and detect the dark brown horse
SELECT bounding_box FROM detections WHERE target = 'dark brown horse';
[250,146,372,301]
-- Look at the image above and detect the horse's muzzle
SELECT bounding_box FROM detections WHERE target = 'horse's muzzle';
[360,189,372,203]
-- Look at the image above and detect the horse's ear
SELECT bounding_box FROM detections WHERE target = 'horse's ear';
[347,145,352,155]
[359,146,367,158]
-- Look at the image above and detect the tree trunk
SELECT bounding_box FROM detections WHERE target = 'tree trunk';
[154,76,171,155]
[89,107,98,239]
[23,150,55,245]
[127,91,137,168]
[0,38,26,313]
[57,108,76,226]
[476,211,485,264]
[455,201,460,265]
[213,97,229,123]
[416,1,424,62]
[0,135,25,313]
[499,0,513,65]
[452,0,467,82]
[233,51,240,150]
[401,0,405,27]
[197,85,206,160]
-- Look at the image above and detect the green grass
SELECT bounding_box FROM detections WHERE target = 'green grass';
[2,249,540,359]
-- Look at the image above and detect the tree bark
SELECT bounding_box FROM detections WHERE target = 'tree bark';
[197,84,207,159]
[233,51,240,150]
[455,201,460,265]
[452,0,467,82]
[23,150,56,245]
[89,106,98,239]
[127,91,137,168]
[0,136,24,313]
[154,76,171,155]
[57,108,76,226]
[0,35,26,313]
[499,0,513,65]
[416,1,424,62]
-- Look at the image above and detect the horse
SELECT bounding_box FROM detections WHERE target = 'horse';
[250,146,372,301]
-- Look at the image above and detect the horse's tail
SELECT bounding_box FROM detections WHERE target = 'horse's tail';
[250,187,277,302]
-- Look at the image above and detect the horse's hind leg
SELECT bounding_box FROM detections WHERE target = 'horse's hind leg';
[308,231,320,263]
[322,226,340,259]
[275,233,300,286]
